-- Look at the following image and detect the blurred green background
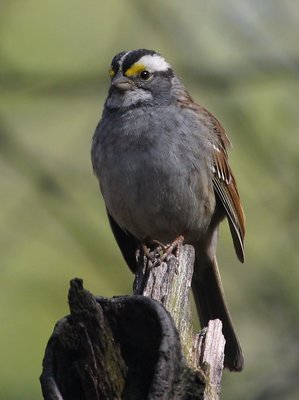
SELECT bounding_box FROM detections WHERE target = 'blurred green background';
[0,0,298,399]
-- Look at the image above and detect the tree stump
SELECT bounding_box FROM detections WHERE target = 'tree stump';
[40,245,225,399]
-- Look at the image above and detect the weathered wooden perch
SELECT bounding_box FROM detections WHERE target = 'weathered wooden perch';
[134,245,225,398]
[40,245,225,399]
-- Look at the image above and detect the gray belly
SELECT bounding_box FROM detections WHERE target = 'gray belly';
[99,150,215,244]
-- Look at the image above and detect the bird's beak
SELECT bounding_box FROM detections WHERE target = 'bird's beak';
[112,76,134,91]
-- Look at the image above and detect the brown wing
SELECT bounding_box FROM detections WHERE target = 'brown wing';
[206,108,246,262]
[213,164,246,262]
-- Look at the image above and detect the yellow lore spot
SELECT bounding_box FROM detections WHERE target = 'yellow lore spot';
[108,66,115,78]
[125,63,145,77]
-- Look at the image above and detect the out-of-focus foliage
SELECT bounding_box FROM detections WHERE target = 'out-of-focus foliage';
[0,1,298,399]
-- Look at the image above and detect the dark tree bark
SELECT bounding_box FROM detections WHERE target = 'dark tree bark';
[40,245,225,399]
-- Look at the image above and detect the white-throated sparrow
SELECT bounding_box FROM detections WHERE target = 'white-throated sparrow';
[92,49,245,371]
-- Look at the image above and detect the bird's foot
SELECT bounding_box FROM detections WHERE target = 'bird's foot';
[141,235,184,268]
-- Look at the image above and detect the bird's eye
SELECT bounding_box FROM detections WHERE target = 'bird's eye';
[140,70,152,80]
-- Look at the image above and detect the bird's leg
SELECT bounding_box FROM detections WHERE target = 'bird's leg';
[141,235,184,268]
[161,235,185,260]
[151,239,166,250]
[138,241,163,263]
[140,243,155,260]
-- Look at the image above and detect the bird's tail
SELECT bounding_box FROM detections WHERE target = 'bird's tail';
[192,251,244,371]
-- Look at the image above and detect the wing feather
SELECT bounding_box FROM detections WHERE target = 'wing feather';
[194,103,246,262]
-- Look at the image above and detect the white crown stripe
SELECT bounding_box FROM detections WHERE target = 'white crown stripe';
[137,54,171,72]
[119,51,130,68]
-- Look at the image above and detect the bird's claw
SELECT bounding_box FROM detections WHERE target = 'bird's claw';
[141,235,184,268]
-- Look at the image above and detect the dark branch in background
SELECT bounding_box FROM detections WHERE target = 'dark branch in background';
[1,58,298,93]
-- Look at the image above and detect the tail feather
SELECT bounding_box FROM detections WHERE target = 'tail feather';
[192,253,244,371]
